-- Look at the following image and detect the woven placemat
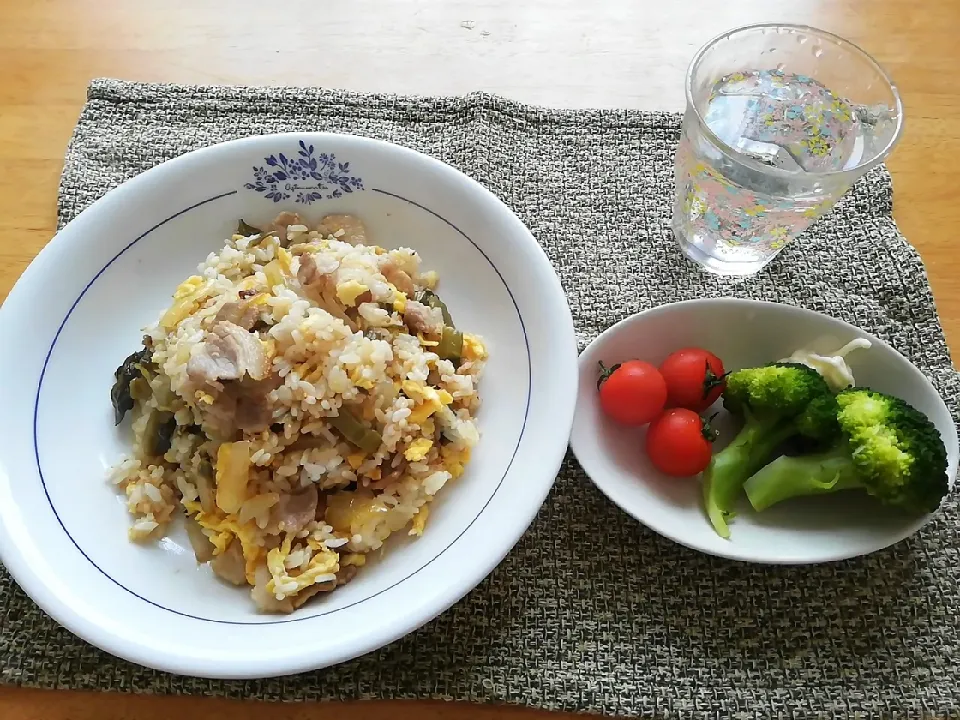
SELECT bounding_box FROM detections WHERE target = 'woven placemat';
[2,78,959,718]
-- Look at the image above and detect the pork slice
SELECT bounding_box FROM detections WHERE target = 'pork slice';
[187,321,268,387]
[379,257,415,296]
[233,390,273,434]
[402,300,444,335]
[268,485,319,534]
[336,564,358,586]
[187,333,242,385]
[290,579,337,609]
[316,214,367,245]
[297,252,333,291]
[251,564,295,613]
[214,301,260,331]
[211,538,247,586]
[202,372,281,438]
[213,321,268,381]
[297,254,358,331]
[268,211,305,247]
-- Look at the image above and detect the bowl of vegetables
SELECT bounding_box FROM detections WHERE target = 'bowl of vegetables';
[570,298,958,564]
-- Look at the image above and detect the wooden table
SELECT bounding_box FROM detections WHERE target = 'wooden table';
[1,0,958,717]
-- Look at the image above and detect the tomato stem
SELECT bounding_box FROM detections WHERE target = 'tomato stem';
[701,412,720,442]
[701,360,728,400]
[596,360,622,390]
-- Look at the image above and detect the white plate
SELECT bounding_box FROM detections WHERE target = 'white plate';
[0,133,578,678]
[570,298,958,564]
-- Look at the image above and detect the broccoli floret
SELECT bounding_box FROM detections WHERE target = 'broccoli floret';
[743,388,949,514]
[793,392,842,442]
[703,363,835,538]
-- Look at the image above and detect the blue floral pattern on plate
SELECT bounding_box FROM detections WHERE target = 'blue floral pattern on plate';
[244,141,364,204]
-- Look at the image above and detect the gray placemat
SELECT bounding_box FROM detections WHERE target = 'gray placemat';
[2,78,959,718]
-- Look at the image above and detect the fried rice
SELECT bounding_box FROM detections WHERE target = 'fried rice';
[108,212,486,613]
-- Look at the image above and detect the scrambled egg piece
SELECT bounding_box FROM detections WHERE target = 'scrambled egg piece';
[184,500,262,584]
[266,534,340,597]
[409,505,429,536]
[336,280,369,307]
[295,357,327,384]
[462,334,487,361]
[404,438,433,462]
[260,336,276,361]
[441,445,471,479]
[402,381,454,424]
[215,441,251,514]
[263,259,285,289]
[196,390,215,406]
[419,418,436,438]
[173,276,205,300]
[241,492,281,521]
[419,270,438,289]
[160,276,210,330]
[381,282,406,313]
[306,537,331,553]
[345,452,366,470]
[349,366,376,390]
[342,553,366,567]
[246,292,271,307]
[277,246,293,274]
[238,276,259,292]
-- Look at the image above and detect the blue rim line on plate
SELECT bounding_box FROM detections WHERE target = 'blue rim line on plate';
[33,187,532,625]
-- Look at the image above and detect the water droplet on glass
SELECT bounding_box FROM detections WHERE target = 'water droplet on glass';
[797,35,807,45]
[813,46,823,58]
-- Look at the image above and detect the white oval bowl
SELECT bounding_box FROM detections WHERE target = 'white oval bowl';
[571,298,958,564]
[0,133,578,678]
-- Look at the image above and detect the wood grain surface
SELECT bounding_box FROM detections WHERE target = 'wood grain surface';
[0,0,958,717]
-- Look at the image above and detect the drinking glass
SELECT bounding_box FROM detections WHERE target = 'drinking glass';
[672,24,904,276]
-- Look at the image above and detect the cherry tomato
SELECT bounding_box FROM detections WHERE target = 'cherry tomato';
[645,408,717,477]
[659,348,727,412]
[597,360,667,426]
